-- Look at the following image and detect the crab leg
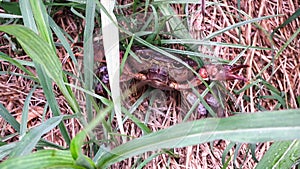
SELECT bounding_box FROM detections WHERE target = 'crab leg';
[170,78,203,90]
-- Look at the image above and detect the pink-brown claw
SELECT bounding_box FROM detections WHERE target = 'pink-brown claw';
[204,64,248,81]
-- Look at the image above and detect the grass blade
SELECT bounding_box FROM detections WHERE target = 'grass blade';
[256,140,300,169]
[10,116,63,157]
[100,0,124,141]
[83,0,95,123]
[20,0,73,143]
[0,52,37,81]
[0,103,20,132]
[204,15,280,40]
[0,149,83,169]
[0,25,80,114]
[37,66,71,145]
[0,142,17,160]
[97,109,300,167]
[20,85,37,138]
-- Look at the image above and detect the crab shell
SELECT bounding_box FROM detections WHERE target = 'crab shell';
[122,49,204,90]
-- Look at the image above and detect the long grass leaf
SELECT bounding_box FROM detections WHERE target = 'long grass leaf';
[97,109,300,167]
[20,85,37,138]
[10,116,63,157]
[0,52,37,81]
[29,1,79,114]
[157,3,191,39]
[0,149,83,169]
[70,104,113,163]
[256,140,300,169]
[0,142,17,160]
[204,15,280,40]
[30,0,55,50]
[100,0,125,141]
[0,25,80,113]
[37,66,71,145]
[20,1,73,143]
[83,0,95,123]
[19,0,37,32]
[271,8,300,38]
[0,103,20,132]
[48,17,78,65]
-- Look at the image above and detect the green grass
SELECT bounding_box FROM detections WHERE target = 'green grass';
[0,0,299,168]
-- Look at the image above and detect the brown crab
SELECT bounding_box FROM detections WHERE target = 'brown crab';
[120,48,247,89]
[96,48,248,116]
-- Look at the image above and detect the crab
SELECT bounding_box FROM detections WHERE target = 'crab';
[121,48,247,89]
[96,48,248,116]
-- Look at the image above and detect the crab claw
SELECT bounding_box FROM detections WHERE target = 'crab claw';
[203,64,248,82]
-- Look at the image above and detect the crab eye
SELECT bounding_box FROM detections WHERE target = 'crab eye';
[172,61,184,68]
[135,50,151,60]
[139,53,151,60]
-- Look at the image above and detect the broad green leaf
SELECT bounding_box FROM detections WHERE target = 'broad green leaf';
[97,109,300,167]
[20,0,72,143]
[0,25,62,89]
[0,149,85,169]
[21,0,72,144]
[0,25,80,114]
